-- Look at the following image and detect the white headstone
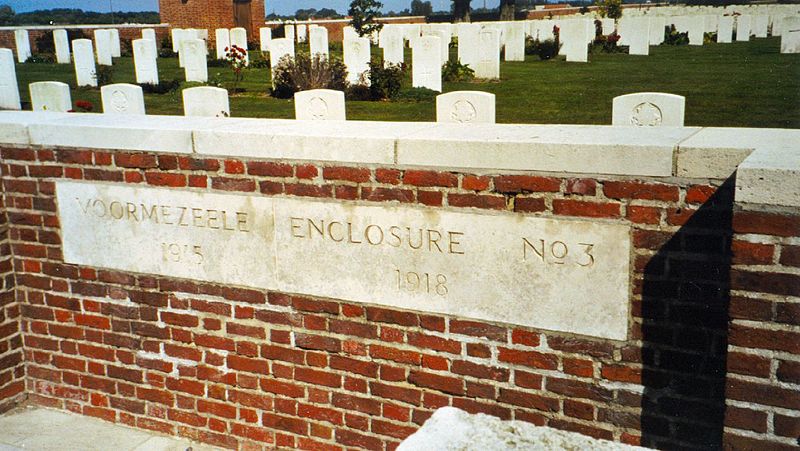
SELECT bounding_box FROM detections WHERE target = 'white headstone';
[622,17,650,55]
[411,35,442,92]
[94,29,113,65]
[72,39,97,87]
[310,26,330,60]
[343,26,358,42]
[141,29,158,58]
[101,83,145,115]
[436,91,495,124]
[687,16,704,45]
[718,16,734,43]
[182,39,208,83]
[704,15,718,34]
[216,28,231,60]
[772,14,785,37]
[562,20,589,62]
[294,89,346,120]
[133,39,159,85]
[379,25,403,67]
[737,15,752,41]
[475,28,500,79]
[14,30,31,63]
[780,16,800,53]
[285,24,296,42]
[435,30,450,64]
[54,29,71,64]
[183,86,230,117]
[504,22,526,62]
[109,29,121,57]
[344,37,371,85]
[0,49,21,110]
[269,38,295,73]
[142,28,157,43]
[753,15,769,38]
[230,28,249,65]
[296,24,307,43]
[171,28,184,52]
[29,81,72,112]
[649,17,666,45]
[259,27,272,52]
[602,18,616,36]
[612,92,685,127]
[457,23,480,69]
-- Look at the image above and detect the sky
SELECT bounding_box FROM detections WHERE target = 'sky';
[3,0,504,16]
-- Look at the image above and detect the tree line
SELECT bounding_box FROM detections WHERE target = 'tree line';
[0,6,160,26]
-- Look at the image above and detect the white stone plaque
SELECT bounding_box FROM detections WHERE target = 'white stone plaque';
[54,29,71,64]
[0,49,21,110]
[57,181,276,289]
[56,182,632,340]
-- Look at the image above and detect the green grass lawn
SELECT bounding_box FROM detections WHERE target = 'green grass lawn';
[13,37,800,128]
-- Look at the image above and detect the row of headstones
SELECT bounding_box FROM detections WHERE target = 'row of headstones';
[15,77,686,129]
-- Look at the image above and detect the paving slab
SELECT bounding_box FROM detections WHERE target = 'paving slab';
[0,407,223,451]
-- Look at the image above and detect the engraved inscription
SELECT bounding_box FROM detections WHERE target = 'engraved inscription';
[451,100,477,123]
[522,238,595,267]
[309,97,329,120]
[111,90,129,112]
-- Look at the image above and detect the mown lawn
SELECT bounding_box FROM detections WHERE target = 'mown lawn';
[12,37,800,128]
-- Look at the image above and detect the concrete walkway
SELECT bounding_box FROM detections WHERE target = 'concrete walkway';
[0,407,223,451]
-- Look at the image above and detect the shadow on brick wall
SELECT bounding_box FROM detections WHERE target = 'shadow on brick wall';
[640,177,734,449]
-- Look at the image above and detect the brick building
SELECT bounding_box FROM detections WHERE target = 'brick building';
[158,0,265,41]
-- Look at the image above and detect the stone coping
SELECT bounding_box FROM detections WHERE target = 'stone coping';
[0,111,797,207]
[0,24,168,31]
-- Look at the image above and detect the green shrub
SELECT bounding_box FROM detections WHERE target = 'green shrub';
[663,25,689,46]
[25,54,55,64]
[590,32,624,54]
[346,83,372,101]
[95,65,114,86]
[442,60,474,82]
[139,79,181,94]
[271,52,348,99]
[526,38,561,60]
[703,32,717,44]
[249,51,271,69]
[159,37,175,57]
[368,62,404,100]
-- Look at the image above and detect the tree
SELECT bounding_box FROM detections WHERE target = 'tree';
[410,0,433,16]
[0,5,14,26]
[499,0,516,21]
[349,0,384,37]
[452,0,471,22]
[595,0,622,20]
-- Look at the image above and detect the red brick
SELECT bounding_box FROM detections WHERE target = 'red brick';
[724,406,767,433]
[144,172,186,187]
[408,370,464,395]
[553,199,620,218]
[564,399,594,420]
[498,388,558,411]
[224,159,245,174]
[566,178,597,195]
[563,358,594,377]
[494,175,561,193]
[296,367,341,388]
[514,370,543,389]
[498,348,558,370]
[732,240,775,265]
[780,245,800,267]
[295,164,318,179]
[686,185,716,203]
[733,211,800,237]
[375,168,401,184]
[370,345,421,365]
[226,322,265,339]
[285,183,332,198]
[603,180,679,201]
[731,270,800,298]
[295,333,341,352]
[165,377,206,396]
[362,187,414,203]
[332,393,381,415]
[726,378,800,410]
[404,170,458,187]
[448,193,505,210]
[546,377,613,402]
[511,329,539,347]
[323,166,371,183]
[450,320,506,341]
[198,399,237,419]
[188,174,207,187]
[366,307,418,326]
[417,190,443,206]
[727,351,771,378]
[627,205,661,224]
[407,332,461,354]
[452,360,509,382]
[601,364,642,384]
[74,313,111,330]
[227,355,270,375]
[115,153,158,169]
[336,429,382,450]
[774,413,800,438]
[777,360,800,384]
[211,177,255,192]
[514,197,546,213]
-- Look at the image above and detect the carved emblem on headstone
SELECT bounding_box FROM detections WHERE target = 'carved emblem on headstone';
[630,102,663,126]
[309,97,329,120]
[111,90,129,112]
[451,100,477,123]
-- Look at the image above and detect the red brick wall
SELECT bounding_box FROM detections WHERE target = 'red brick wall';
[0,144,796,449]
[0,174,23,414]
[0,26,170,56]
[724,206,800,450]
[159,0,266,41]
